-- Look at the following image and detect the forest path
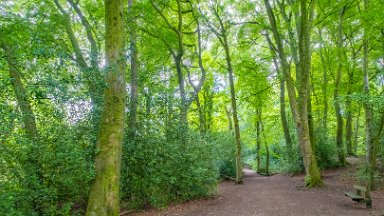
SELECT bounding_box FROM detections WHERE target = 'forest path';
[132,164,384,216]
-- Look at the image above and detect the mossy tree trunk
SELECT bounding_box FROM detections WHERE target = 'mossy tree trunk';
[362,0,377,192]
[334,6,347,166]
[264,0,322,186]
[296,0,322,187]
[85,0,126,215]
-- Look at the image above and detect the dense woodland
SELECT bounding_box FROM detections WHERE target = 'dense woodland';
[0,0,383,215]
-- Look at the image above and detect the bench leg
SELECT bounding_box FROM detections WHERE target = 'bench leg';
[366,199,372,209]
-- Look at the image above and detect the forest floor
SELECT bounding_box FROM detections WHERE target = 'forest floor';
[130,158,384,216]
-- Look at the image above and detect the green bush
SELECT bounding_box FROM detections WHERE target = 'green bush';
[279,145,304,174]
[315,131,339,169]
[0,120,94,216]
[121,130,219,209]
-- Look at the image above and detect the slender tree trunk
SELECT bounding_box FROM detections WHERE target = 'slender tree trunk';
[204,86,213,132]
[225,105,233,132]
[256,108,261,173]
[128,0,138,137]
[86,0,126,215]
[362,0,376,192]
[334,6,347,166]
[144,88,151,135]
[261,116,270,176]
[318,28,328,132]
[1,44,37,138]
[353,107,361,155]
[223,38,243,184]
[196,95,206,135]
[265,32,292,154]
[345,67,353,156]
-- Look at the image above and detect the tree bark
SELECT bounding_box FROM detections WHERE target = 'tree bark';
[265,32,292,154]
[264,0,322,186]
[353,107,361,155]
[318,28,328,132]
[260,114,270,176]
[128,0,139,137]
[362,0,376,192]
[223,37,243,184]
[297,0,322,187]
[334,6,347,166]
[86,0,126,215]
[256,108,261,173]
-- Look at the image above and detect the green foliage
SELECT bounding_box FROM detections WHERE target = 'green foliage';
[121,130,220,209]
[315,130,339,169]
[279,145,305,175]
[0,119,94,215]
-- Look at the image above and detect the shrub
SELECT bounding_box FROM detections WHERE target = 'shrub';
[121,130,219,209]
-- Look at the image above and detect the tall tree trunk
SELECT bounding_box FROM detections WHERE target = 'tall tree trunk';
[345,67,354,156]
[260,115,270,176]
[334,6,347,166]
[1,44,37,138]
[223,37,243,184]
[318,28,328,132]
[86,0,126,215]
[265,32,292,154]
[256,108,261,173]
[297,0,322,187]
[362,0,376,192]
[128,0,138,137]
[264,0,322,186]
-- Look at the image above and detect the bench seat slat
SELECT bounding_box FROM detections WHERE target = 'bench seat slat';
[345,192,364,201]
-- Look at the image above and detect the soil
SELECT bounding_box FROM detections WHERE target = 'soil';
[130,159,384,216]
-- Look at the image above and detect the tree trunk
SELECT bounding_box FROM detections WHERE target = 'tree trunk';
[203,86,213,132]
[280,79,293,153]
[128,0,139,137]
[223,37,243,184]
[265,32,292,154]
[362,0,376,192]
[1,44,37,138]
[334,6,347,166]
[196,95,206,135]
[260,115,270,176]
[297,0,322,187]
[318,28,328,132]
[225,105,233,132]
[353,107,361,155]
[264,0,322,186]
[256,108,261,173]
[86,0,126,215]
[345,67,353,156]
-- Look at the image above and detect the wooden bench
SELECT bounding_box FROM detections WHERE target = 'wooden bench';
[345,185,372,208]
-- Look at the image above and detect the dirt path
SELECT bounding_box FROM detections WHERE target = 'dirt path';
[132,166,384,216]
